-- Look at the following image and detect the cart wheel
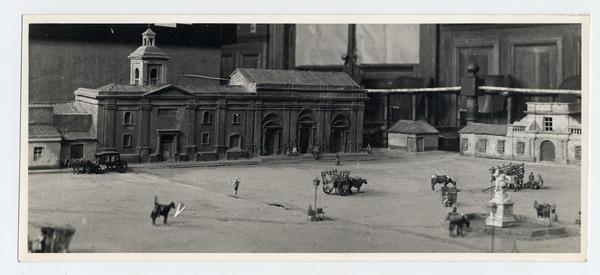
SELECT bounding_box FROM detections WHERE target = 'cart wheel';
[322,184,333,194]
[118,162,128,173]
[95,166,102,174]
[338,182,350,196]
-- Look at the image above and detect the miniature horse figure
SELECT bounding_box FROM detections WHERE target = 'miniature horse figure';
[151,197,176,225]
[431,175,456,191]
[446,212,470,237]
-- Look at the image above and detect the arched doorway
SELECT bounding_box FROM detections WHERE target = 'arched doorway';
[297,110,316,154]
[331,114,350,153]
[540,140,555,162]
[262,113,282,155]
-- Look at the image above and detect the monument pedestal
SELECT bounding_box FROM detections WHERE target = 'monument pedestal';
[486,193,516,227]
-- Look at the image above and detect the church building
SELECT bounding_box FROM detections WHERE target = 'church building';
[69,29,367,163]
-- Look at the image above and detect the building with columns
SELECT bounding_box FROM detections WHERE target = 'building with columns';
[68,29,366,164]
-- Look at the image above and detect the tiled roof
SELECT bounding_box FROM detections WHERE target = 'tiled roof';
[29,102,88,114]
[458,123,507,136]
[96,83,158,93]
[62,131,95,141]
[387,120,439,134]
[234,68,360,88]
[128,45,170,59]
[29,124,61,138]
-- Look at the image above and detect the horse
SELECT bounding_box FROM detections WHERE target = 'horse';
[447,212,470,237]
[431,175,456,191]
[151,200,176,225]
[349,177,368,193]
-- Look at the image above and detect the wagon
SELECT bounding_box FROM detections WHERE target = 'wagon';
[441,186,458,207]
[95,151,128,173]
[320,169,352,196]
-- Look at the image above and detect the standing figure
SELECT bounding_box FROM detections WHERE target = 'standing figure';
[537,174,544,188]
[232,176,241,196]
[335,154,341,166]
[528,172,535,186]
[366,143,372,154]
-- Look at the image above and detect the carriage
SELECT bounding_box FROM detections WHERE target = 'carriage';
[95,151,128,173]
[441,186,458,207]
[319,169,367,196]
[490,163,525,191]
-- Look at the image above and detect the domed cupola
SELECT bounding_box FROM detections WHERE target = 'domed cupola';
[128,28,170,86]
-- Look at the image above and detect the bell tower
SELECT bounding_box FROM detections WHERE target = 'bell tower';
[128,28,170,86]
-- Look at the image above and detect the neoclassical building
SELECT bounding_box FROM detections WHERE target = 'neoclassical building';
[69,29,367,163]
[458,102,582,165]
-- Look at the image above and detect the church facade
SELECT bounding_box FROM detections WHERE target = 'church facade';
[71,29,367,163]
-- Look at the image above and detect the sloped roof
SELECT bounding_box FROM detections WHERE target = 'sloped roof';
[233,68,360,88]
[387,120,439,134]
[458,123,507,136]
[128,45,170,60]
[29,124,61,138]
[29,102,86,114]
[62,131,95,141]
[96,83,158,93]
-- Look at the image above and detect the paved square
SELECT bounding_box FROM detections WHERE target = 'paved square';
[28,152,581,253]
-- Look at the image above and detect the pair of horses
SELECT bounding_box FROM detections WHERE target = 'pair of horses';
[533,200,556,219]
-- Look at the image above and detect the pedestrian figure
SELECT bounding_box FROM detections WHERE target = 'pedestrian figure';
[537,174,544,187]
[335,154,341,166]
[292,146,298,156]
[366,143,372,154]
[232,176,241,196]
[528,172,535,185]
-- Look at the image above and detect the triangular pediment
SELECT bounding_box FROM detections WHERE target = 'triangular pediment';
[142,85,194,98]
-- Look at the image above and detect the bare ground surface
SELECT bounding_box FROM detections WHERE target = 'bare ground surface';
[27,152,581,253]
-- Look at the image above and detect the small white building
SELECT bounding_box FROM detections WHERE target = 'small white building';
[387,120,439,152]
[459,102,582,165]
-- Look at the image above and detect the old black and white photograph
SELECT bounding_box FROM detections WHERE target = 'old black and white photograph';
[19,15,588,260]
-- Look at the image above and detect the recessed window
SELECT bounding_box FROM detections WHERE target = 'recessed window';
[575,146,582,160]
[201,133,212,145]
[134,68,140,85]
[33,147,43,161]
[123,111,133,125]
[461,138,468,151]
[478,139,487,153]
[202,111,213,125]
[517,141,525,155]
[497,140,505,154]
[544,117,553,131]
[149,68,158,85]
[250,24,257,33]
[122,134,132,148]
[232,113,241,125]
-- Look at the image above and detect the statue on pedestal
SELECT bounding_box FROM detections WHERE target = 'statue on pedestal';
[486,168,516,227]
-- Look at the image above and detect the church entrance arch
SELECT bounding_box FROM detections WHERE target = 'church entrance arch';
[540,140,555,162]
[262,113,282,155]
[331,114,350,153]
[297,110,316,154]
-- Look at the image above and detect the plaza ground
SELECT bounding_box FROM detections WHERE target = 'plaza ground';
[27,151,582,253]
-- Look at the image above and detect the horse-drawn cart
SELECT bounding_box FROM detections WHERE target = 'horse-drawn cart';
[95,151,128,173]
[320,169,367,196]
[441,186,458,207]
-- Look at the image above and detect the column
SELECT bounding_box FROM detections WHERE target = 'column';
[289,105,298,150]
[137,103,152,162]
[461,62,483,124]
[184,102,197,160]
[357,103,364,151]
[506,95,513,124]
[411,93,417,120]
[324,107,332,153]
[282,107,291,155]
[424,94,430,122]
[103,102,117,150]
[253,103,263,156]
[214,100,227,157]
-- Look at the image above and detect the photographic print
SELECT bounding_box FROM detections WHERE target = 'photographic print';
[19,15,588,260]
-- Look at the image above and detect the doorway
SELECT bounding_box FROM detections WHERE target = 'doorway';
[160,135,176,161]
[540,140,555,162]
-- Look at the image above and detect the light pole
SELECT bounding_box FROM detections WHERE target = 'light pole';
[313,177,321,212]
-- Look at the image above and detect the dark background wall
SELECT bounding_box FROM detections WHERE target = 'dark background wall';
[28,24,236,103]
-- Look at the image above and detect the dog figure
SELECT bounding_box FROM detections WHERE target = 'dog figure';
[151,199,176,225]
